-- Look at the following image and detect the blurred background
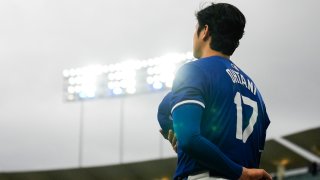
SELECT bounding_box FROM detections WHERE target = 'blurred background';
[0,0,319,179]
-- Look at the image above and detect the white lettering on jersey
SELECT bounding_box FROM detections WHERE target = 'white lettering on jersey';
[240,74,247,88]
[226,68,257,95]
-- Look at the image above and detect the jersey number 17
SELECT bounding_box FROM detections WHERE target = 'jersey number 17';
[234,92,258,143]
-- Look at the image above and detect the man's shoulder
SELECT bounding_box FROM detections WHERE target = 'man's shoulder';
[176,61,204,76]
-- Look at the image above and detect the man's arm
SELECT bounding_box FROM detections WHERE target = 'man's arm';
[173,104,243,179]
[173,104,272,180]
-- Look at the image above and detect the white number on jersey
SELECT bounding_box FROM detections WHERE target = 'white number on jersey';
[234,92,258,143]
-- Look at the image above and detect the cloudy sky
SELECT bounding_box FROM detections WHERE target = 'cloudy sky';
[0,0,319,172]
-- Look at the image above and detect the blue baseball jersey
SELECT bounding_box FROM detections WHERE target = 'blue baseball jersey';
[171,56,270,178]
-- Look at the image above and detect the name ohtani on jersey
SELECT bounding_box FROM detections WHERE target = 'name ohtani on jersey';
[226,68,257,95]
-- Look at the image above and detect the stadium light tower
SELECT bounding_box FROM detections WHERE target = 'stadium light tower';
[62,52,195,101]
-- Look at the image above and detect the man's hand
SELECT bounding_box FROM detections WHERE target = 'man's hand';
[239,167,272,180]
[159,129,177,153]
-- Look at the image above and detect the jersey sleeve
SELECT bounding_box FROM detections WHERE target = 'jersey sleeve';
[171,63,206,113]
[157,92,173,136]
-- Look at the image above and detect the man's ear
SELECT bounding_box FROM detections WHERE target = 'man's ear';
[202,25,210,41]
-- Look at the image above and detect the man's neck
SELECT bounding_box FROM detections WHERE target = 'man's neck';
[200,48,230,59]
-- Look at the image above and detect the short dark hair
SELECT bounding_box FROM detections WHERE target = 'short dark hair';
[196,3,246,56]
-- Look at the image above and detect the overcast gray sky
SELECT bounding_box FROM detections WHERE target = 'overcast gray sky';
[0,0,319,172]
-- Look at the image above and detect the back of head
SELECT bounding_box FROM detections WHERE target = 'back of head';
[196,3,246,56]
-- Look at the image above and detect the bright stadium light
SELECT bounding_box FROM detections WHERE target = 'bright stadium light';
[77,71,98,98]
[69,69,76,77]
[152,81,163,90]
[68,86,75,94]
[74,76,82,85]
[165,80,173,88]
[146,76,153,85]
[113,87,123,95]
[108,82,115,89]
[68,77,76,85]
[62,51,195,101]
[63,70,70,77]
[68,94,75,101]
